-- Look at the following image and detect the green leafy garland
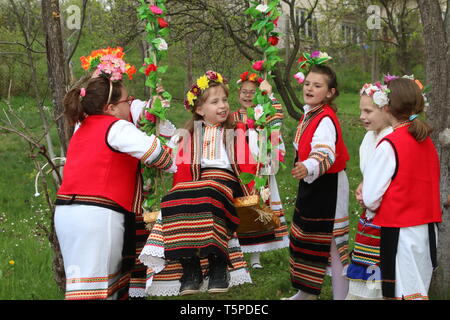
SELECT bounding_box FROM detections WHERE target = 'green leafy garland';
[239,0,283,192]
[137,0,173,212]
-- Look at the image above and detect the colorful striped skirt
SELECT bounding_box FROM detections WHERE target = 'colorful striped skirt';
[289,171,349,296]
[139,168,252,296]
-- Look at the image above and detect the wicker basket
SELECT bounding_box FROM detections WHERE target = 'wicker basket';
[233,194,260,208]
[236,204,280,234]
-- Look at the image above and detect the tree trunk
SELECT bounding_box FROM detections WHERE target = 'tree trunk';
[41,0,69,154]
[417,0,450,299]
[41,0,68,293]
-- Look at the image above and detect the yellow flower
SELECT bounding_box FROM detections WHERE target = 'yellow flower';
[197,75,209,90]
[217,73,223,83]
[187,91,196,106]
[9,260,15,265]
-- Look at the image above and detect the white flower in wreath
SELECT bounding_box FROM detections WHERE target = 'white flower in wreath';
[319,52,331,60]
[372,91,389,107]
[154,38,168,51]
[254,104,264,120]
[255,4,269,13]
[260,187,271,202]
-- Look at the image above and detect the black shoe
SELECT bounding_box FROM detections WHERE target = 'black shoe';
[179,256,203,296]
[207,254,230,294]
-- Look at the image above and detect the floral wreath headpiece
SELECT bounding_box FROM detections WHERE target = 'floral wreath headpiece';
[236,71,264,85]
[80,47,136,104]
[184,70,228,111]
[293,50,332,84]
[360,82,391,108]
[383,74,429,109]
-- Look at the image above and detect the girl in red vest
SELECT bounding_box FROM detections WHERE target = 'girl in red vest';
[361,77,441,300]
[139,71,254,296]
[345,81,393,300]
[286,53,350,300]
[231,71,289,269]
[55,49,175,300]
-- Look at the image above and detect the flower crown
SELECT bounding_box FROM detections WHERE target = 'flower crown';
[384,74,429,108]
[360,82,391,108]
[236,71,264,85]
[184,70,227,111]
[80,47,136,81]
[294,50,332,84]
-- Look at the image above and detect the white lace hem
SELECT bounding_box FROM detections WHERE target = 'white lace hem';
[240,236,289,253]
[129,287,147,298]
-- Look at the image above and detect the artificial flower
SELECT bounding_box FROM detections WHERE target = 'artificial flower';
[145,63,158,76]
[150,5,163,15]
[372,91,389,107]
[260,187,271,202]
[293,72,305,84]
[126,65,137,80]
[319,52,330,59]
[268,36,279,46]
[252,60,265,71]
[187,91,196,106]
[254,104,264,120]
[145,111,157,123]
[206,70,218,80]
[273,17,279,27]
[191,85,201,96]
[311,51,321,58]
[384,73,399,83]
[255,4,269,13]
[154,38,168,51]
[157,17,169,28]
[197,75,209,90]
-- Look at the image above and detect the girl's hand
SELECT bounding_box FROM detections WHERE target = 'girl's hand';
[355,182,366,209]
[259,79,272,95]
[292,162,308,180]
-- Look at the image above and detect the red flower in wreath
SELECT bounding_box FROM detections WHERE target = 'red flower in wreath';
[240,71,249,82]
[191,85,201,96]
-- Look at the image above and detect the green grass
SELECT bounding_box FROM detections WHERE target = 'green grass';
[0,54,367,299]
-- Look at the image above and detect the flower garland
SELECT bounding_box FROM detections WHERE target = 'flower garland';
[238,0,283,193]
[184,70,226,111]
[80,47,137,81]
[137,0,174,214]
[236,71,264,85]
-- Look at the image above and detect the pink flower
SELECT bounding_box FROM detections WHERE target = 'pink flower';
[246,118,255,129]
[150,5,163,15]
[252,60,265,71]
[384,74,399,83]
[294,72,305,84]
[311,51,321,58]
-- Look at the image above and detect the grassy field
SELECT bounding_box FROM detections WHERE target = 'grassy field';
[0,54,366,299]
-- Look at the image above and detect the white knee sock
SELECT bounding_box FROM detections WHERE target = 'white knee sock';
[250,252,262,268]
[330,238,349,300]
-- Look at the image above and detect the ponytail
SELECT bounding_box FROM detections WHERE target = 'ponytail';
[387,78,433,142]
[63,87,86,126]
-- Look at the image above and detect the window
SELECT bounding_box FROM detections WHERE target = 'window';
[341,23,361,44]
[295,8,317,40]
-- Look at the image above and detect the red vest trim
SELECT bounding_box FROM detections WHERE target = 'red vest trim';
[373,126,442,227]
[297,105,349,173]
[57,115,139,212]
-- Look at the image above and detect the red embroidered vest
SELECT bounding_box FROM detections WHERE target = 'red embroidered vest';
[296,105,349,173]
[373,126,442,227]
[57,115,139,212]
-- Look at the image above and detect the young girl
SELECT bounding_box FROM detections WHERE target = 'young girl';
[55,50,175,300]
[287,57,350,300]
[345,82,393,300]
[361,77,441,300]
[139,71,254,296]
[231,71,289,269]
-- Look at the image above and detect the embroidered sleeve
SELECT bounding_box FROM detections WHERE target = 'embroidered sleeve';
[302,117,336,184]
[107,120,176,173]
